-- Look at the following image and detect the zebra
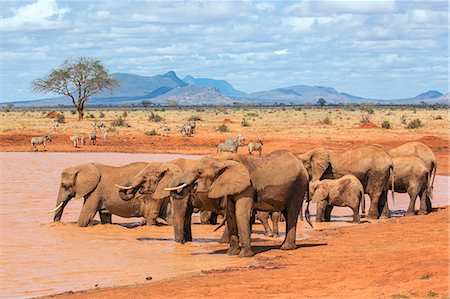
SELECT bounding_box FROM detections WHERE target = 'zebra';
[31,135,52,151]
[178,121,196,137]
[80,135,86,146]
[217,138,241,153]
[103,130,108,143]
[248,139,264,156]
[69,135,79,147]
[52,121,59,131]
[224,134,245,146]
[159,125,171,137]
[89,131,97,145]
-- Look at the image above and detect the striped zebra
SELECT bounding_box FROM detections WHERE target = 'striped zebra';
[31,135,52,151]
[69,135,79,147]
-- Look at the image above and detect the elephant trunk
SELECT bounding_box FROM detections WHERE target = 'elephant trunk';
[53,187,72,221]
[117,176,145,201]
[171,196,189,243]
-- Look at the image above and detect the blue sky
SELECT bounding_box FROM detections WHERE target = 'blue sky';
[1,0,448,102]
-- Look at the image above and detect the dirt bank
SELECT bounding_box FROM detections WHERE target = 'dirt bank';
[1,132,448,174]
[46,207,449,299]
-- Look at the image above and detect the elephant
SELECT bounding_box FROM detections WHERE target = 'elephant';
[299,144,394,220]
[51,162,173,227]
[167,150,309,257]
[200,211,219,224]
[115,161,185,225]
[309,175,365,223]
[390,156,432,216]
[387,142,437,191]
[257,211,281,237]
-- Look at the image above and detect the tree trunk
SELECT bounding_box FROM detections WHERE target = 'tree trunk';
[76,106,84,121]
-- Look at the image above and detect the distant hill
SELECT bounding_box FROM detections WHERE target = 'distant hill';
[183,75,246,97]
[4,71,447,107]
[246,85,368,104]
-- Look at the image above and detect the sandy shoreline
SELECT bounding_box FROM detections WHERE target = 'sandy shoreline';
[44,206,449,299]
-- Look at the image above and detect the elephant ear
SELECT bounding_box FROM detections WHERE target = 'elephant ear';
[208,160,251,199]
[312,184,328,203]
[153,163,182,200]
[310,148,331,181]
[72,163,101,198]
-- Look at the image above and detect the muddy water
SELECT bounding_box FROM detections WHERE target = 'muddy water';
[0,153,246,298]
[0,153,449,298]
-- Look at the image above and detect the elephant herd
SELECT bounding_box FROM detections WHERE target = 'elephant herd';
[50,141,436,257]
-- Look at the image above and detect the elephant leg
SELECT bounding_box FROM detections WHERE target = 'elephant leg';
[99,211,112,224]
[418,191,429,215]
[425,193,433,213]
[209,212,218,225]
[77,195,100,227]
[219,225,230,243]
[258,211,274,237]
[281,196,301,251]
[406,190,418,216]
[367,190,382,219]
[226,197,240,256]
[324,205,333,222]
[316,201,326,222]
[379,190,390,219]
[351,205,360,223]
[272,212,280,237]
[235,197,254,257]
[200,211,213,224]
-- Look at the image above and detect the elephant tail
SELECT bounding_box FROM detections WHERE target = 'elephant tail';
[429,162,436,198]
[390,166,395,207]
[304,183,313,228]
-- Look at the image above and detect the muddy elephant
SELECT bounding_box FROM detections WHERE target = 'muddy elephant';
[167,150,309,257]
[387,142,437,191]
[299,144,394,219]
[390,156,432,216]
[51,162,173,227]
[309,175,365,223]
[115,162,185,225]
[257,211,281,237]
[200,211,219,224]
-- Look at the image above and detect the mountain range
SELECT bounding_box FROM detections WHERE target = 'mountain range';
[6,71,448,106]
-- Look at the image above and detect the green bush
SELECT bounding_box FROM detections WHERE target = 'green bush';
[70,110,76,115]
[188,115,202,121]
[111,116,130,127]
[122,111,128,118]
[55,113,65,123]
[216,124,229,132]
[145,129,160,136]
[99,112,105,118]
[241,118,250,127]
[400,114,407,124]
[360,115,371,124]
[319,116,332,125]
[360,105,374,114]
[148,112,164,122]
[406,119,423,129]
[381,120,391,129]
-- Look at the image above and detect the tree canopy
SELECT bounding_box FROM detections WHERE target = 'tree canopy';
[32,57,119,120]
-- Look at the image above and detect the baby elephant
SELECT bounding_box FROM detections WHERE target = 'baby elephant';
[310,175,365,223]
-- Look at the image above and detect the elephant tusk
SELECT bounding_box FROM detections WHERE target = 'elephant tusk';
[47,201,64,213]
[164,183,188,191]
[115,184,134,190]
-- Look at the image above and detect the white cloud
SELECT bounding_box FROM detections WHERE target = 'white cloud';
[274,49,289,55]
[1,0,69,31]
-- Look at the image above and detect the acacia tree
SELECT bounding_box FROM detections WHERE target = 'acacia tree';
[31,57,119,120]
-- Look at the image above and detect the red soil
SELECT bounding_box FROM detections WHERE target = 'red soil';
[46,207,450,299]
